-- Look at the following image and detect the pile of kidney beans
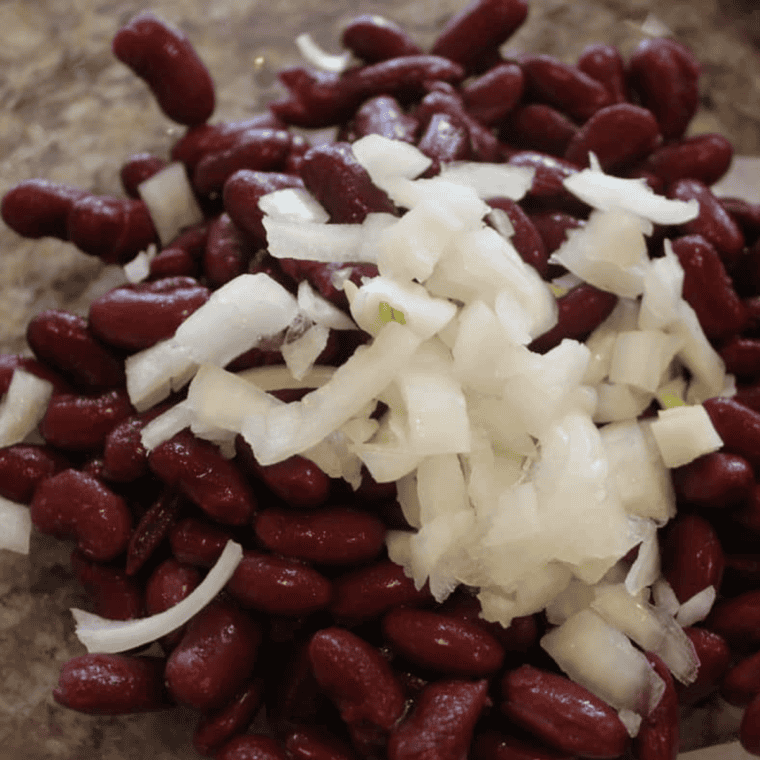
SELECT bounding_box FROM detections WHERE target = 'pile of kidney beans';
[5,0,760,757]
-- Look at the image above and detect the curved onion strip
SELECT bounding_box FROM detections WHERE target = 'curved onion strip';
[0,495,32,555]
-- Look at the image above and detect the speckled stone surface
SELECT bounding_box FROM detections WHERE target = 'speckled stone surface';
[1,1,760,758]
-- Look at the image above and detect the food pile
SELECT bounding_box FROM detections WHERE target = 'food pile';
[3,0,760,757]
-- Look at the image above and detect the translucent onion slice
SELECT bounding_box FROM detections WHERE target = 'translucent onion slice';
[607,330,683,393]
[676,585,717,627]
[295,32,352,73]
[259,188,330,224]
[71,540,243,653]
[351,134,432,189]
[0,369,53,447]
[140,399,195,452]
[0,495,32,554]
[649,404,723,468]
[297,281,356,330]
[282,323,330,381]
[437,162,535,201]
[237,364,335,391]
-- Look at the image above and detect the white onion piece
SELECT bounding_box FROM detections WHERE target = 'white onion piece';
[593,383,653,424]
[624,520,661,596]
[541,608,665,714]
[351,134,432,188]
[125,340,196,413]
[396,471,421,529]
[0,495,32,554]
[676,585,717,627]
[649,404,723,468]
[437,161,535,201]
[639,241,685,330]
[416,454,469,524]
[237,364,335,391]
[71,540,243,653]
[138,163,203,246]
[140,399,195,452]
[259,188,330,224]
[123,243,156,283]
[618,709,642,738]
[486,207,515,240]
[563,165,699,225]
[295,32,352,73]
[653,578,681,616]
[0,369,53,447]
[297,281,356,330]
[263,217,373,263]
[608,330,683,393]
[282,323,330,381]
[545,579,596,625]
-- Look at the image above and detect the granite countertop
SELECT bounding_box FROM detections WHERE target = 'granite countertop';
[1,1,760,758]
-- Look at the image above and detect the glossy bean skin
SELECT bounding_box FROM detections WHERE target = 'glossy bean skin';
[112,11,214,125]
[193,679,264,757]
[642,133,733,186]
[31,469,132,562]
[125,489,184,575]
[70,550,144,620]
[704,397,760,471]
[487,197,549,277]
[706,589,760,649]
[120,153,168,198]
[633,653,679,760]
[349,95,419,144]
[226,550,332,616]
[149,430,257,526]
[1,179,88,240]
[507,151,581,204]
[203,213,252,288]
[528,210,584,255]
[53,654,171,715]
[27,309,125,392]
[462,62,524,126]
[215,734,288,760]
[0,353,72,396]
[417,112,471,168]
[721,649,760,707]
[670,452,754,511]
[504,104,578,157]
[40,389,135,451]
[169,517,233,568]
[677,627,732,705]
[284,725,358,760]
[341,15,422,63]
[89,276,210,352]
[576,43,628,104]
[165,600,262,712]
[382,607,505,677]
[0,444,68,504]
[387,679,489,760]
[720,337,760,380]
[255,506,386,566]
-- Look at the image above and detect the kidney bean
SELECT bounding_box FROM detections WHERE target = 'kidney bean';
[627,38,700,140]
[193,129,293,198]
[227,550,332,615]
[216,734,288,760]
[563,103,660,171]
[503,104,578,157]
[70,550,144,620]
[633,653,679,760]
[671,452,754,511]
[677,627,731,705]
[735,382,760,417]
[473,730,574,760]
[703,397,760,471]
[706,588,760,648]
[462,62,524,126]
[577,43,628,104]
[430,0,528,73]
[0,354,72,396]
[722,649,760,709]
[0,443,68,504]
[640,133,733,187]
[382,607,505,677]
[193,678,264,756]
[120,153,168,198]
[487,197,549,277]
[661,513,724,604]
[31,469,132,561]
[330,559,433,621]
[501,665,629,759]
[341,15,422,63]
[350,95,419,144]
[1,179,88,240]
[169,517,232,568]
[125,488,184,575]
[277,259,377,312]
[67,194,159,264]
[145,556,202,617]
[732,483,760,538]
[299,142,395,224]
[529,284,617,354]
[255,506,385,566]
[308,626,405,731]
[719,337,760,381]
[89,276,210,352]
[417,112,471,168]
[527,210,584,256]
[149,429,256,526]
[27,309,125,392]
[165,599,262,711]
[53,653,171,714]
[150,247,200,279]
[203,213,253,288]
[507,151,581,202]
[284,725,358,760]
[388,679,489,760]
[721,198,760,247]
[112,11,214,125]
[223,170,304,246]
[40,389,134,451]
[270,68,355,128]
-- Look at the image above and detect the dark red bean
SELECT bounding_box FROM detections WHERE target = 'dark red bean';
[150,246,199,279]
[642,133,733,187]
[350,95,419,143]
[721,649,760,707]
[66,194,159,264]
[721,198,760,247]
[277,259,377,312]
[112,11,214,126]
[577,43,628,104]
[125,488,184,575]
[417,112,471,167]
[120,153,169,198]
[520,54,613,122]
[487,197,549,277]
[723,553,760,595]
[1,179,88,240]
[504,104,578,157]
[462,62,524,126]
[145,557,202,617]
[193,679,265,756]
[30,469,132,561]
[633,653,679,760]
[704,397,760,471]
[507,151,581,201]
[70,550,144,620]
[382,607,505,677]
[677,627,732,705]
[0,444,68,504]
[215,734,288,760]
[89,276,210,352]
[27,309,125,392]
[720,337,760,380]
[431,0,528,73]
[39,389,134,451]
[735,381,760,415]
[226,550,332,615]
[0,354,72,396]
[529,284,617,354]
[169,517,233,567]
[149,429,257,526]
[193,129,293,197]
[472,730,574,760]
[563,104,660,171]
[341,15,422,63]
[628,37,701,140]
[388,679,489,760]
[671,451,754,510]
[165,599,262,712]
[270,68,354,129]
[330,558,433,621]
[706,589,760,648]
[284,725,357,760]
[203,213,252,288]
[308,626,405,731]
[53,654,171,714]
[255,506,385,565]
[528,210,585,255]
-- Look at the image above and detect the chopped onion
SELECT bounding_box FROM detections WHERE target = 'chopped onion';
[282,323,330,380]
[437,161,535,200]
[649,404,723,468]
[0,369,53,447]
[676,585,717,627]
[71,540,243,653]
[140,399,195,452]
[237,364,335,391]
[263,217,375,263]
[624,519,661,595]
[259,188,330,224]
[351,134,432,189]
[297,281,356,330]
[0,495,32,554]
[295,32,352,73]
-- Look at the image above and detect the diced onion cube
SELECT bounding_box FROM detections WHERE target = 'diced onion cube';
[649,404,723,468]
